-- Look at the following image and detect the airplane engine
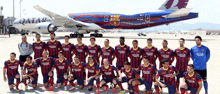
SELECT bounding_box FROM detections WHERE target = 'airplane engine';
[35,22,57,34]
[77,30,90,34]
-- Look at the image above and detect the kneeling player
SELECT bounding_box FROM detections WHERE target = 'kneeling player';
[113,62,140,94]
[86,56,100,93]
[68,56,87,90]
[133,56,157,94]
[51,52,71,90]
[99,58,119,93]
[3,52,23,92]
[35,51,56,90]
[180,64,202,94]
[23,56,38,90]
[154,59,179,94]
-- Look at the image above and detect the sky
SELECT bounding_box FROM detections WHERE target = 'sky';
[1,0,220,24]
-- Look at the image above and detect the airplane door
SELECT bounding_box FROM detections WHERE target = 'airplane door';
[104,15,109,22]
[145,14,150,22]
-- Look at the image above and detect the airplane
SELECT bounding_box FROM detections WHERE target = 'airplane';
[12,0,198,37]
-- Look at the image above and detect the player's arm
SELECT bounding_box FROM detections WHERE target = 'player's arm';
[111,48,116,61]
[58,41,63,52]
[196,81,202,94]
[170,50,175,63]
[98,46,102,59]
[206,47,210,62]
[3,62,7,81]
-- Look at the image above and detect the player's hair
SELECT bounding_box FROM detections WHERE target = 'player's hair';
[161,59,169,64]
[58,51,64,55]
[124,61,131,65]
[120,36,125,40]
[88,55,98,64]
[142,56,149,61]
[77,36,82,39]
[187,64,194,69]
[36,33,41,36]
[105,39,109,42]
[10,52,16,56]
[26,56,32,60]
[147,38,152,42]
[50,32,55,36]
[195,36,202,41]
[180,38,185,42]
[74,56,80,59]
[132,40,138,43]
[64,35,70,38]
[90,37,96,41]
[163,39,168,43]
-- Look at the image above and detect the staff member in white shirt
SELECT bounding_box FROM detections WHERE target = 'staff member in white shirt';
[18,35,33,62]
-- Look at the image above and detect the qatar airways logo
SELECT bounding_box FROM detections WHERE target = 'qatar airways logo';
[89,50,96,53]
[49,45,56,48]
[63,48,69,51]
[103,52,110,55]
[127,75,132,78]
[77,49,83,52]
[105,72,112,75]
[143,71,150,74]
[28,68,34,72]
[196,53,204,56]
[19,17,47,24]
[58,66,64,69]
[74,69,81,71]
[42,62,49,65]
[9,66,17,69]
[162,55,169,58]
[119,51,125,54]
[178,54,186,57]
[163,74,172,77]
[187,80,195,83]
[146,52,153,56]
[88,70,95,73]
[132,54,139,57]
[35,46,42,49]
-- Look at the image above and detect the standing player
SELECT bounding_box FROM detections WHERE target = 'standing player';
[35,51,56,90]
[101,39,115,65]
[47,33,62,58]
[113,62,140,94]
[75,36,89,62]
[180,64,202,94]
[174,38,190,92]
[143,38,158,66]
[3,52,23,92]
[133,56,157,94]
[68,56,87,90]
[62,35,75,62]
[33,34,47,59]
[115,36,130,70]
[99,58,119,93]
[22,56,38,90]
[154,59,179,94]
[88,37,102,65]
[158,40,174,68]
[85,56,100,93]
[129,40,144,68]
[51,52,71,90]
[191,36,210,94]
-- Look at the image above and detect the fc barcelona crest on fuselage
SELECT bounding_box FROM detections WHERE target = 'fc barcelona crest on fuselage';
[110,15,121,26]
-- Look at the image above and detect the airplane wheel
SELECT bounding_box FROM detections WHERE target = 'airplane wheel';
[90,34,94,37]
[80,34,84,37]
[99,34,103,37]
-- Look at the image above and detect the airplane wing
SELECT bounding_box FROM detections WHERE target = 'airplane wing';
[33,5,89,27]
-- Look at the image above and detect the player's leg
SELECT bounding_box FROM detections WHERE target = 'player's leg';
[100,78,108,92]
[48,71,54,90]
[202,69,208,94]
[77,77,84,90]
[144,81,153,94]
[68,76,76,91]
[167,84,176,94]
[8,77,15,90]
[180,82,187,94]
[56,74,64,89]
[112,78,117,93]
[63,73,68,90]
[43,75,49,88]
[15,74,21,91]
[132,79,142,94]
[22,76,28,90]
[31,77,38,89]
[154,82,162,94]
[176,71,184,92]
[95,76,100,93]
[88,78,95,91]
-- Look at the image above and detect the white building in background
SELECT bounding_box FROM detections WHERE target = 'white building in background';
[188,29,220,35]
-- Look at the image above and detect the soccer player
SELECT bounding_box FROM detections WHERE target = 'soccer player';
[101,39,115,65]
[129,40,144,68]
[115,36,130,70]
[154,59,179,94]
[22,56,38,90]
[158,39,175,68]
[75,36,89,62]
[191,36,210,94]
[3,52,23,92]
[113,62,140,94]
[47,33,62,58]
[174,38,190,92]
[85,56,100,93]
[62,35,75,62]
[68,56,87,90]
[51,52,71,90]
[133,56,157,94]
[33,34,47,59]
[88,37,102,65]
[99,58,119,93]
[143,38,158,67]
[35,51,56,90]
[180,64,202,94]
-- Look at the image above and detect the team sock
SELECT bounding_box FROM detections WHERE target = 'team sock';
[96,79,100,88]
[180,88,185,94]
[203,81,208,93]
[133,85,140,94]
[118,83,124,91]
[69,81,75,87]
[154,85,160,94]
[176,78,180,90]
[64,79,68,86]
[16,78,20,89]
[23,80,27,86]
[49,77,54,86]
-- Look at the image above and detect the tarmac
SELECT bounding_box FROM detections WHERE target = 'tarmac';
[0,32,219,94]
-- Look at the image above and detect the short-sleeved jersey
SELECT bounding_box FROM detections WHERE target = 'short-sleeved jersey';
[33,41,47,59]
[101,46,115,65]
[174,47,190,71]
[88,44,102,63]
[35,57,56,76]
[47,40,62,58]
[100,65,118,78]
[71,62,87,78]
[62,43,75,62]
[139,64,157,82]
[115,45,130,67]
[121,68,139,80]
[53,60,70,76]
[158,48,174,68]
[143,46,158,66]
[183,72,202,89]
[4,60,23,78]
[24,62,38,78]
[157,66,177,86]
[75,44,89,62]
[130,47,144,68]
[85,63,99,78]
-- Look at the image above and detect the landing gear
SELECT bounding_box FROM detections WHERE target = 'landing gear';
[70,33,84,38]
[90,30,103,37]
